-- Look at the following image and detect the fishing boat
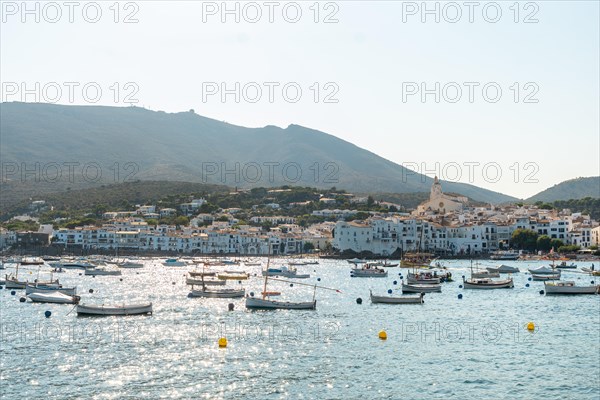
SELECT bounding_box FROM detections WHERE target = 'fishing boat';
[189,287,245,298]
[217,272,249,280]
[532,273,561,281]
[556,261,577,269]
[471,270,500,279]
[347,258,368,264]
[61,260,97,269]
[288,261,307,266]
[351,263,388,278]
[486,265,520,274]
[304,260,319,265]
[28,291,80,304]
[401,283,442,293]
[4,275,60,289]
[26,283,76,296]
[261,291,281,296]
[370,290,424,304]
[463,277,514,289]
[76,303,153,316]
[400,252,435,268]
[245,262,262,266]
[406,272,440,284]
[186,277,226,286]
[188,270,217,277]
[84,268,122,276]
[20,257,45,265]
[544,281,599,295]
[490,250,519,260]
[162,258,188,267]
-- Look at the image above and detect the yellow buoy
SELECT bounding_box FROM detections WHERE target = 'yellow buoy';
[527,322,535,331]
[218,337,228,348]
[378,330,387,340]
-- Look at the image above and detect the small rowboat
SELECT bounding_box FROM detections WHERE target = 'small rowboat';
[532,273,561,281]
[402,283,442,293]
[76,303,153,316]
[471,270,500,278]
[370,290,424,304]
[84,268,122,276]
[188,271,217,277]
[463,277,514,289]
[245,296,316,310]
[217,273,249,280]
[28,291,80,304]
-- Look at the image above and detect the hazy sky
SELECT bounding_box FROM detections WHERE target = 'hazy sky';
[1,1,598,198]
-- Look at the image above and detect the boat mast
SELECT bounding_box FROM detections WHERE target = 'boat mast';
[262,242,271,300]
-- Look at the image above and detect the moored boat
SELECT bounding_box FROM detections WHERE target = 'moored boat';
[471,270,500,279]
[402,283,442,293]
[84,268,122,276]
[162,258,188,267]
[351,264,387,278]
[556,261,577,269]
[217,273,249,280]
[532,273,561,281]
[245,296,316,310]
[544,281,599,295]
[26,283,76,296]
[486,265,520,274]
[528,266,560,275]
[463,277,514,289]
[490,250,519,260]
[370,290,424,304]
[189,288,245,298]
[76,303,153,316]
[28,291,80,304]
[186,277,226,286]
[262,266,310,279]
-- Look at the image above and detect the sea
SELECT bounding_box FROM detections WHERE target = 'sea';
[1,258,599,399]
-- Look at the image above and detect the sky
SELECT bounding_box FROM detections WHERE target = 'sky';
[1,0,599,199]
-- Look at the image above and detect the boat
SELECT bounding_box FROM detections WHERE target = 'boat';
[84,268,122,276]
[544,281,599,295]
[304,260,319,265]
[463,277,514,289]
[20,257,45,265]
[162,258,188,267]
[370,290,424,304]
[347,258,368,264]
[401,283,442,293]
[471,270,500,279]
[490,250,520,260]
[28,291,80,304]
[245,296,316,309]
[556,261,577,269]
[186,277,226,286]
[189,287,245,298]
[76,303,153,316]
[261,291,281,296]
[581,267,600,276]
[528,266,561,275]
[351,263,388,278]
[400,252,435,268]
[26,283,76,296]
[217,273,249,280]
[245,262,262,266]
[188,270,217,277]
[486,265,520,274]
[288,261,307,266]
[532,273,561,281]
[117,259,145,268]
[61,261,97,269]
[4,275,60,289]
[406,271,440,284]
[262,266,310,279]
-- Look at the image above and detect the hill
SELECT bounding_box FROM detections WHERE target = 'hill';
[526,177,600,202]
[0,102,517,204]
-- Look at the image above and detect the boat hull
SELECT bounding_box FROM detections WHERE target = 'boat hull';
[77,303,153,316]
[370,291,424,304]
[463,278,514,289]
[402,284,442,293]
[26,284,76,296]
[186,278,226,286]
[544,282,599,295]
[245,297,316,310]
[532,274,561,281]
[28,292,80,304]
[189,289,245,298]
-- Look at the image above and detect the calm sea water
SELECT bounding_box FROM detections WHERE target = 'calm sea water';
[1,259,599,399]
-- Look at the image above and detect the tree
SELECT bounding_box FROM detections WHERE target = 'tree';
[367,196,375,207]
[536,235,552,251]
[303,242,315,252]
[550,239,564,250]
[173,216,189,227]
[511,229,538,251]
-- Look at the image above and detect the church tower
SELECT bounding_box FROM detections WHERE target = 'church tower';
[430,176,443,200]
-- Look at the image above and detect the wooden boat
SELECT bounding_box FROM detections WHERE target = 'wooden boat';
[28,291,80,304]
[186,277,226,286]
[76,303,153,316]
[188,270,217,277]
[189,288,245,298]
[544,281,599,295]
[463,277,514,289]
[370,290,424,304]
[556,261,577,269]
[26,283,76,296]
[217,273,249,280]
[486,265,520,274]
[84,268,122,276]
[581,268,600,276]
[262,266,310,279]
[406,272,440,284]
[400,252,435,268]
[20,257,45,265]
[261,291,281,296]
[245,296,316,310]
[532,273,561,281]
[402,283,442,293]
[4,275,60,289]
[351,264,387,278]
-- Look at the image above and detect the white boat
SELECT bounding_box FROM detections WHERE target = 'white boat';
[4,275,60,289]
[347,258,368,264]
[162,258,188,267]
[406,272,441,284]
[76,303,153,316]
[490,250,519,260]
[85,268,122,276]
[26,283,76,296]
[544,281,599,295]
[370,290,424,304]
[532,273,561,281]
[20,257,45,265]
[188,270,217,277]
[528,266,560,275]
[117,259,145,268]
[28,291,80,304]
[351,264,388,278]
[189,288,245,298]
[245,296,316,310]
[463,277,514,289]
[61,261,97,269]
[486,265,520,274]
[186,277,226,286]
[471,270,500,279]
[245,262,262,266]
[262,266,310,279]
[402,283,442,293]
